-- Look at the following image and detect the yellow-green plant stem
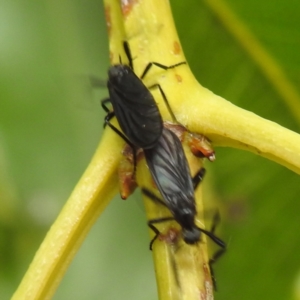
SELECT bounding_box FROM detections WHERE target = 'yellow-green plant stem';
[12,0,300,299]
[105,0,216,298]
[106,0,300,174]
[12,129,122,300]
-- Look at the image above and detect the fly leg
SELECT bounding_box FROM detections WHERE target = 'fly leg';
[207,211,227,291]
[192,168,206,190]
[148,217,176,250]
[101,98,138,178]
[148,83,177,123]
[140,61,186,79]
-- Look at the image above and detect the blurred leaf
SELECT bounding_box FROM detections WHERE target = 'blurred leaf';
[172,1,300,299]
[1,0,300,299]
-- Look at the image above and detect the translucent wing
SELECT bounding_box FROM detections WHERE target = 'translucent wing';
[144,128,196,223]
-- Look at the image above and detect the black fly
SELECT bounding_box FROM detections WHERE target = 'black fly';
[102,41,185,150]
[142,128,225,251]
[142,128,226,290]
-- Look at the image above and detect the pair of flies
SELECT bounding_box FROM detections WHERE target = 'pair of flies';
[101,41,226,288]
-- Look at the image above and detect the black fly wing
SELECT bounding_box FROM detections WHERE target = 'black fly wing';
[108,65,163,149]
[144,128,196,222]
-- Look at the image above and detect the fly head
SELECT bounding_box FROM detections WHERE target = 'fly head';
[182,226,201,244]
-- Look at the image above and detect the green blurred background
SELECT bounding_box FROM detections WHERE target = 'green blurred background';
[1,0,300,299]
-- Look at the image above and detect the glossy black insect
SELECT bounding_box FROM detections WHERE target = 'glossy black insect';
[142,128,226,251]
[102,41,185,154]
